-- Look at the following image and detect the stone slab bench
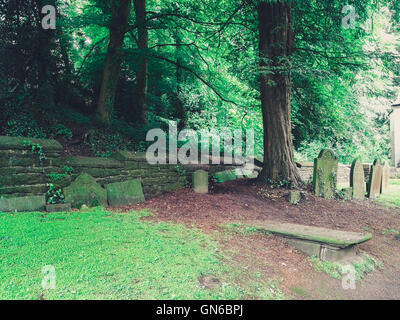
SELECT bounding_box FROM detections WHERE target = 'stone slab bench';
[243,220,372,262]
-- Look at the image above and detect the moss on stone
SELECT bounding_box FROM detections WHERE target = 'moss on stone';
[64,173,107,208]
[0,195,46,212]
[0,136,62,152]
[59,156,122,169]
[105,179,145,206]
[214,170,238,183]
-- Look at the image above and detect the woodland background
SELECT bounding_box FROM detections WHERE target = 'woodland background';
[1,0,399,167]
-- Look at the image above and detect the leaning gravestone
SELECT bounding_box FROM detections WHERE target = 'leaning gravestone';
[193,170,208,194]
[350,158,366,200]
[381,162,390,194]
[313,149,338,199]
[213,170,237,183]
[105,179,145,206]
[368,159,383,199]
[64,173,107,208]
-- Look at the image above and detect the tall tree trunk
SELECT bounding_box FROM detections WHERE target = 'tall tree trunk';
[133,0,148,124]
[171,30,185,130]
[257,1,302,186]
[96,0,131,126]
[36,0,56,109]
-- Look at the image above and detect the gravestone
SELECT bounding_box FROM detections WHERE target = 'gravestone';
[381,162,390,194]
[105,179,145,206]
[312,149,338,199]
[368,159,383,199]
[192,170,208,194]
[0,195,45,212]
[350,158,366,200]
[64,173,107,208]
[288,190,301,205]
[390,104,400,167]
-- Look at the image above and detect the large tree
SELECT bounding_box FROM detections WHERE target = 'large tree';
[96,0,131,125]
[132,0,148,124]
[256,1,302,185]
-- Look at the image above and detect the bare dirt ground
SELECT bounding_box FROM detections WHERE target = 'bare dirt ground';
[117,179,400,300]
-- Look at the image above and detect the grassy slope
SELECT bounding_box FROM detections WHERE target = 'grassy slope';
[0,208,282,300]
[376,179,400,208]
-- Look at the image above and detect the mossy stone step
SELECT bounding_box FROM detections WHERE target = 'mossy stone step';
[245,220,372,248]
[0,136,63,152]
[0,195,46,212]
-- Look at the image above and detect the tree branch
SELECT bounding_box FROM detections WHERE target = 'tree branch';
[149,54,237,105]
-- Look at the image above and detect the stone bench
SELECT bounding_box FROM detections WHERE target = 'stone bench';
[243,220,372,262]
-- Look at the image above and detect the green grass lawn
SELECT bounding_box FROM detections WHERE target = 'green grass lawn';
[0,208,283,300]
[376,179,400,208]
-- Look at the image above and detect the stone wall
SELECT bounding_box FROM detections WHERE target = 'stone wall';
[297,161,350,186]
[0,136,241,200]
[0,136,63,197]
[296,162,314,183]
[363,163,400,180]
[3,135,397,201]
[297,161,400,186]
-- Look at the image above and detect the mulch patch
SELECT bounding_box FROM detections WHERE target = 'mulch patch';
[120,179,399,234]
[113,179,400,299]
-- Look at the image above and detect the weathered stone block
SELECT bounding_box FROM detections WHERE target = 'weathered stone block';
[214,170,237,183]
[245,220,371,262]
[46,203,71,212]
[350,158,366,200]
[123,161,140,169]
[288,190,301,205]
[0,195,46,212]
[96,175,128,186]
[161,181,186,192]
[193,170,208,194]
[64,173,107,208]
[381,162,390,194]
[368,159,383,199]
[313,149,338,199]
[244,171,259,179]
[0,184,48,195]
[0,173,46,186]
[79,168,122,178]
[59,156,122,169]
[105,179,145,206]
[112,150,147,162]
[0,136,63,152]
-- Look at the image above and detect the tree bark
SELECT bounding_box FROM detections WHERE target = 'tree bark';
[133,0,148,124]
[257,1,302,186]
[96,0,131,126]
[171,30,185,130]
[36,0,56,109]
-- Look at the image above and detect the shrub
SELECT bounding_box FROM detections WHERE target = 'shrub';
[46,183,65,204]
